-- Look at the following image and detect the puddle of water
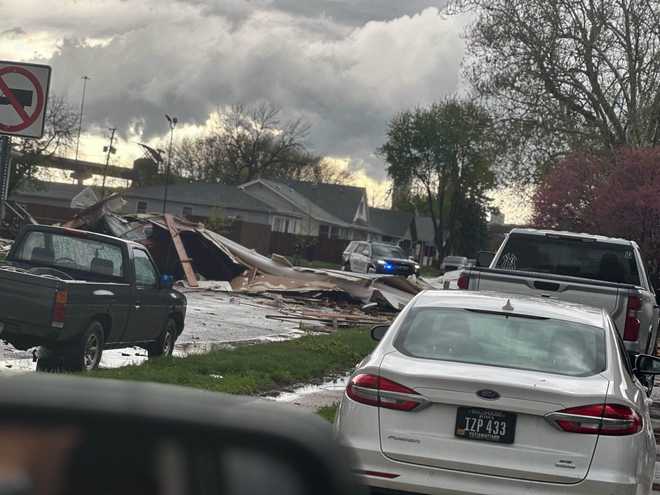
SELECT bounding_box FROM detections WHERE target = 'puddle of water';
[272,375,349,403]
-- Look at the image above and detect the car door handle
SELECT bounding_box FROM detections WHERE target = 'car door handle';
[93,290,115,297]
[134,304,141,310]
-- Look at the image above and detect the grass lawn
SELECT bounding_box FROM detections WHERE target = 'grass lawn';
[317,403,339,423]
[291,258,340,270]
[88,328,375,396]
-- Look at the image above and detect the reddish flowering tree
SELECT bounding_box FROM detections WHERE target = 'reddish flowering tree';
[533,148,660,282]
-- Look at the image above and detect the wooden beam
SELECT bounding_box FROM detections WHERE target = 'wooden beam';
[164,214,199,288]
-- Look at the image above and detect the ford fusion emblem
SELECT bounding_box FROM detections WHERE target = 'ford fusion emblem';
[477,389,500,400]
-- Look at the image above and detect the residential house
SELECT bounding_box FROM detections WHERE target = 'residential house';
[241,179,376,240]
[412,216,443,266]
[121,183,280,226]
[10,182,88,224]
[368,207,414,248]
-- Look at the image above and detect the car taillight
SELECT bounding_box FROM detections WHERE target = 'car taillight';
[623,295,641,341]
[547,403,641,436]
[457,272,469,290]
[346,374,428,412]
[52,289,68,328]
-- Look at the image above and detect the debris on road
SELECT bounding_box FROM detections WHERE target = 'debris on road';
[59,195,426,317]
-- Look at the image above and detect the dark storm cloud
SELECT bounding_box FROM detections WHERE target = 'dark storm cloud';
[10,0,466,180]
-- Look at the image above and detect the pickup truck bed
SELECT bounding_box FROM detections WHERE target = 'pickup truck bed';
[442,229,659,356]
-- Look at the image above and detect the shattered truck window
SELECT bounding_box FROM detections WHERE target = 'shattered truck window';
[16,231,124,279]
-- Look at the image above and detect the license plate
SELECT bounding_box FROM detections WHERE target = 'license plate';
[455,407,516,444]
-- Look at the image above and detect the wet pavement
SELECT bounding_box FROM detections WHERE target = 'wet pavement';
[0,291,305,374]
[267,375,349,412]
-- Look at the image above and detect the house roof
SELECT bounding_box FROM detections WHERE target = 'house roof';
[124,183,274,214]
[12,182,88,202]
[276,180,366,225]
[369,208,413,239]
[251,179,348,226]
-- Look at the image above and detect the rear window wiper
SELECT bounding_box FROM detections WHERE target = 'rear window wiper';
[464,309,549,320]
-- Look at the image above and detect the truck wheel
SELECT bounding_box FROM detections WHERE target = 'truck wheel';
[148,318,176,358]
[65,321,105,372]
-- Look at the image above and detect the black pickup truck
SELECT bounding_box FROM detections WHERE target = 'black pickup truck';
[0,225,187,372]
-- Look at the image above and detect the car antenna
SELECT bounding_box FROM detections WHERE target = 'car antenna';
[502,299,514,311]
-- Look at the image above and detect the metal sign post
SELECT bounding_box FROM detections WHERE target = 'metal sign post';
[0,135,11,222]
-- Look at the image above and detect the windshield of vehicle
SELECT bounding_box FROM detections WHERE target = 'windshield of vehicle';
[15,231,125,280]
[395,308,606,377]
[496,235,640,285]
[372,244,405,259]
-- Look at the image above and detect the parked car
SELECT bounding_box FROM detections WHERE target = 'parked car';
[441,229,660,356]
[343,241,419,276]
[0,225,187,372]
[336,290,658,495]
[440,255,468,273]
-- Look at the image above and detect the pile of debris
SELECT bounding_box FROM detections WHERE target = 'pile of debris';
[59,192,429,320]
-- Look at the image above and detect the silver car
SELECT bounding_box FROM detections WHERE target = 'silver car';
[336,291,658,494]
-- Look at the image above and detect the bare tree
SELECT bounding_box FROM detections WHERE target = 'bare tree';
[454,0,660,181]
[10,96,78,192]
[172,102,353,185]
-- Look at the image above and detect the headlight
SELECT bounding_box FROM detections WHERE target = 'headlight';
[414,264,420,270]
[377,260,386,265]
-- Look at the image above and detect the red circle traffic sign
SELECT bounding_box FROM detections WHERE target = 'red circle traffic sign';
[0,66,45,133]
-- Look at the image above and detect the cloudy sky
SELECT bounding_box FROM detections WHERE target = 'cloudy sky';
[0,0,500,211]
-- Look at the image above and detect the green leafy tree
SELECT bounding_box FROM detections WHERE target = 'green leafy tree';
[379,99,498,258]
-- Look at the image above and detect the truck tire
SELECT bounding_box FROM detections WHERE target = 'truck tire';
[65,321,105,372]
[147,318,176,358]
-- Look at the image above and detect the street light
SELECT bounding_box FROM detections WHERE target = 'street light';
[163,114,178,214]
[74,76,90,163]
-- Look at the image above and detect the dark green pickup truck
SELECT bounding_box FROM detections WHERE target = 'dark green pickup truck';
[0,225,187,372]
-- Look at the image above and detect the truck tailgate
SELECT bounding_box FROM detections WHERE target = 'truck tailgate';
[0,268,59,328]
[473,269,624,316]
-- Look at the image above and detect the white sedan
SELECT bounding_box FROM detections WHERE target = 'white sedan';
[336,291,658,495]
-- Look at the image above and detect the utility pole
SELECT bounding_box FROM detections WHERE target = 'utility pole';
[163,114,178,214]
[74,76,90,163]
[101,128,117,198]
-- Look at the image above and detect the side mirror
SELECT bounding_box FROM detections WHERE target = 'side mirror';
[477,251,495,268]
[634,354,660,375]
[371,325,389,342]
[159,274,174,289]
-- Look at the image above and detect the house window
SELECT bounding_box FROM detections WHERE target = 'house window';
[136,201,148,214]
[273,216,298,234]
[319,225,330,238]
[182,206,193,218]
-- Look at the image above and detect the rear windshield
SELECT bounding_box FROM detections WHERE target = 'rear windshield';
[14,231,125,280]
[395,308,606,377]
[496,234,640,285]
